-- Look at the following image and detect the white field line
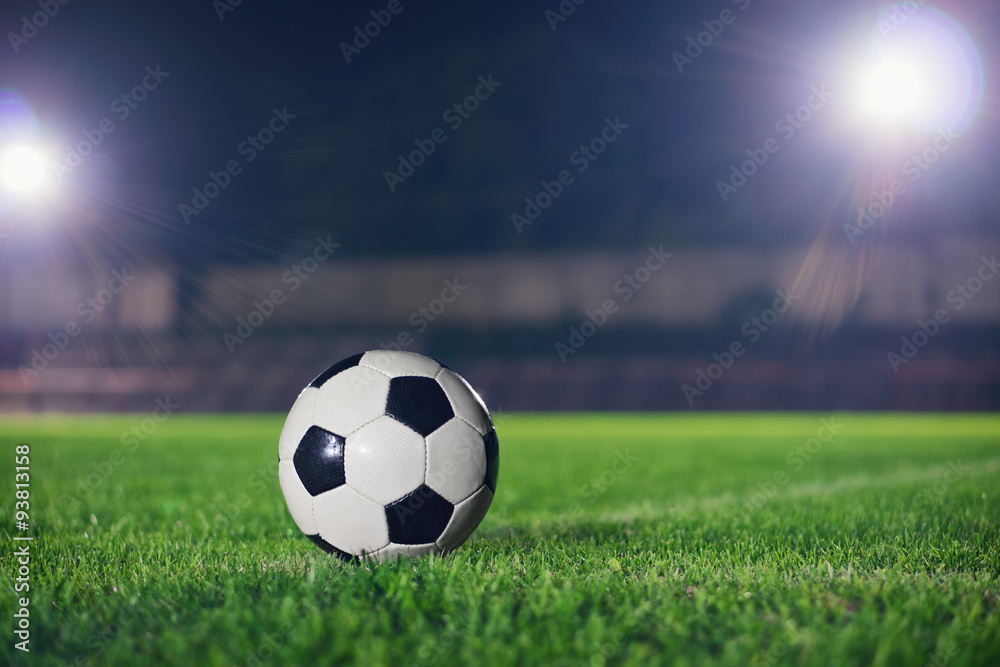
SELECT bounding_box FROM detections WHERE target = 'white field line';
[526,457,1000,528]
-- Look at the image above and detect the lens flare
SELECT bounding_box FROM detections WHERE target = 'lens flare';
[0,89,39,144]
[1,145,49,192]
[856,55,925,123]
[851,5,982,133]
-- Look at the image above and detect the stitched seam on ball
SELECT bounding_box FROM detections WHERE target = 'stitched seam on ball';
[347,413,384,438]
[373,529,390,553]
[453,482,483,506]
[436,504,460,550]
[454,413,488,436]
[357,362,392,380]
[337,369,390,437]
[309,492,319,540]
[437,370,472,427]
[308,386,318,426]
[346,479,385,507]
[454,414,475,430]
[424,426,430,486]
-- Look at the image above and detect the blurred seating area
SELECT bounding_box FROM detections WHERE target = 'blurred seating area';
[1,327,997,412]
[1,239,998,412]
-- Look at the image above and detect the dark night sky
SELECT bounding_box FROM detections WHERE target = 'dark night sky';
[1,0,998,268]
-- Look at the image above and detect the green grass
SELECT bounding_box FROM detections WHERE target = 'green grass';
[1,412,999,666]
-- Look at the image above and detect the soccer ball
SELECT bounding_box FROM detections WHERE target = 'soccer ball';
[278,350,499,561]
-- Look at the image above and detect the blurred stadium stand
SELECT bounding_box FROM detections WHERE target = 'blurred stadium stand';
[1,237,998,412]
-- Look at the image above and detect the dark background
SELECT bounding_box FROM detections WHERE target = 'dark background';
[0,0,997,412]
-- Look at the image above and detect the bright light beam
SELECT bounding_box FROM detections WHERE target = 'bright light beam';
[0,145,50,193]
[855,55,926,125]
[847,6,982,134]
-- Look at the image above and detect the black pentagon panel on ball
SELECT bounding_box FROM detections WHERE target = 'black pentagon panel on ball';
[305,534,358,562]
[308,352,364,388]
[385,376,455,437]
[484,429,499,494]
[293,426,347,496]
[385,484,455,545]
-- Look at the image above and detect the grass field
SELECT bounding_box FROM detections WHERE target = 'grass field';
[1,412,999,666]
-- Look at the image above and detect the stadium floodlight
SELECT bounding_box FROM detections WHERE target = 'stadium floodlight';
[0,144,50,194]
[854,55,926,126]
[848,6,982,135]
